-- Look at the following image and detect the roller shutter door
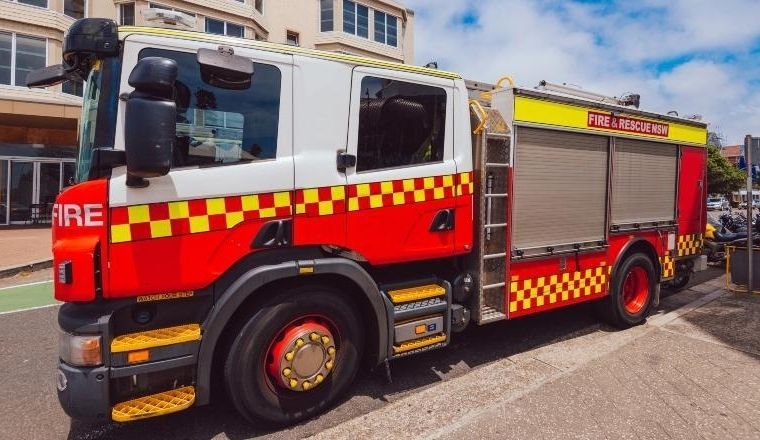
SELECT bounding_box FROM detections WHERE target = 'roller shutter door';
[611,138,677,227]
[512,127,609,255]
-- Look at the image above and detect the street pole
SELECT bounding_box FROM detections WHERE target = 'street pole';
[745,134,753,294]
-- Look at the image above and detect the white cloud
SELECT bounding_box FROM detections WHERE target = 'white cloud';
[405,0,760,145]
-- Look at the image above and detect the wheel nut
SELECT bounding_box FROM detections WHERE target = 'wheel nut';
[295,338,304,347]
[327,347,336,355]
[289,379,298,388]
[285,351,294,361]
[325,360,334,370]
[321,336,330,345]
[315,374,324,384]
[282,368,292,377]
[302,381,312,391]
[310,332,320,341]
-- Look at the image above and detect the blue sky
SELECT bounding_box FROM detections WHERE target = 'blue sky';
[405,0,760,145]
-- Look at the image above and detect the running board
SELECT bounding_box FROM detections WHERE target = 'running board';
[111,386,195,422]
[111,324,201,353]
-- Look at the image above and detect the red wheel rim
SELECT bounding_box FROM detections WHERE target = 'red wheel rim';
[264,316,339,393]
[622,266,649,314]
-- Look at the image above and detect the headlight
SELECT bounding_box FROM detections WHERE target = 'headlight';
[59,331,102,366]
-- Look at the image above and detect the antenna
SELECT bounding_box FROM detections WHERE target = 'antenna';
[537,80,640,108]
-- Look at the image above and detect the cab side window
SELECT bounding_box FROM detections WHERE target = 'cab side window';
[356,76,446,172]
[139,48,282,167]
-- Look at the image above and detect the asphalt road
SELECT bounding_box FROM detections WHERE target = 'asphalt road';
[0,266,723,440]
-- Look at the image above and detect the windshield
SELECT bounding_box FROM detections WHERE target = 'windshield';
[76,63,102,183]
[707,198,722,203]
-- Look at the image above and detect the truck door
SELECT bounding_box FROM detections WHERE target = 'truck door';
[677,146,707,258]
[344,68,457,264]
[106,40,294,297]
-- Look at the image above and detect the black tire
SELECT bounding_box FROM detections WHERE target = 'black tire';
[224,284,364,425]
[596,253,656,328]
[664,271,690,291]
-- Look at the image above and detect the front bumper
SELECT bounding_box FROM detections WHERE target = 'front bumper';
[57,362,111,420]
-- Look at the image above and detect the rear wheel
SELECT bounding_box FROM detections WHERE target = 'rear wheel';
[224,285,364,425]
[597,253,656,328]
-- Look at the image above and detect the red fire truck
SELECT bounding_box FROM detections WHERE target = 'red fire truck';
[30,18,707,425]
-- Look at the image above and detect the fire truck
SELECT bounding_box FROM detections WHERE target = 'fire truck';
[29,18,708,425]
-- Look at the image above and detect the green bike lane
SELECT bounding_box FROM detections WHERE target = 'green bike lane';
[0,280,57,314]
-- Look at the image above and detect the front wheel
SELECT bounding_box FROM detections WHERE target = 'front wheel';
[224,285,364,425]
[597,253,656,328]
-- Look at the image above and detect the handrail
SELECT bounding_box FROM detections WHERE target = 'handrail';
[480,75,516,101]
[469,99,489,135]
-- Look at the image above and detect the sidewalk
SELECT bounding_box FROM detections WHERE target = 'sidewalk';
[0,227,52,271]
[315,277,760,440]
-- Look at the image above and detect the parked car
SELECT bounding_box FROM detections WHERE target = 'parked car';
[707,197,727,210]
[739,200,759,209]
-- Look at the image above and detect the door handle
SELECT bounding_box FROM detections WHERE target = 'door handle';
[251,219,292,248]
[430,209,454,232]
[337,151,357,172]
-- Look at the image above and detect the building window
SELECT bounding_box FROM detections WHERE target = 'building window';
[64,0,85,19]
[286,31,299,46]
[343,0,368,38]
[0,32,46,87]
[374,11,398,47]
[356,76,447,172]
[205,18,245,37]
[62,80,83,96]
[255,0,263,13]
[139,48,283,167]
[119,3,135,25]
[16,0,48,8]
[320,0,333,32]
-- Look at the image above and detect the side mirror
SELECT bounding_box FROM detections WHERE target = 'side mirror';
[124,57,177,187]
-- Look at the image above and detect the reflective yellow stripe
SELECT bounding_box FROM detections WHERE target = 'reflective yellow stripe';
[514,96,707,145]
[118,26,461,80]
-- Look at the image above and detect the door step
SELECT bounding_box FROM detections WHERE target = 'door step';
[110,324,201,353]
[111,386,195,422]
[381,280,451,359]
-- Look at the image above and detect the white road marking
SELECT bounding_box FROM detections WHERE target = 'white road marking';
[0,280,53,291]
[0,303,59,316]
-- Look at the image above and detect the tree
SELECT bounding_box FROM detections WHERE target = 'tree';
[706,133,745,197]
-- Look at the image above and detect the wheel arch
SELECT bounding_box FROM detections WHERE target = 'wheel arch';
[195,258,388,406]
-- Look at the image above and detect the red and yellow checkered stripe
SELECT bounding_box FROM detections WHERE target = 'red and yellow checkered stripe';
[676,234,702,257]
[509,263,610,314]
[661,253,675,279]
[294,172,473,217]
[110,192,292,243]
[110,172,474,243]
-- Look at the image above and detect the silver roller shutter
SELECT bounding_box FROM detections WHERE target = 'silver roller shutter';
[512,127,609,255]
[611,138,677,227]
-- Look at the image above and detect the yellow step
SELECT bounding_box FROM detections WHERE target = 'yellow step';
[111,324,201,353]
[112,386,195,422]
[387,284,445,304]
[393,333,447,354]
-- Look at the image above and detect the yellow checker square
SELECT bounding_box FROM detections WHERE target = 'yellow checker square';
[189,216,210,233]
[111,224,132,243]
[522,298,531,310]
[549,293,558,304]
[127,205,150,224]
[369,195,384,208]
[423,177,435,189]
[295,204,306,215]
[241,195,259,212]
[226,211,244,228]
[524,279,532,289]
[168,201,190,220]
[392,192,406,205]
[536,278,545,288]
[443,175,454,187]
[509,302,518,313]
[402,179,416,192]
[433,187,444,199]
[348,198,359,212]
[206,198,226,215]
[536,296,545,307]
[414,189,426,202]
[562,272,570,282]
[356,184,371,197]
[331,186,345,200]
[318,201,334,216]
[303,189,320,204]
[515,290,525,302]
[562,291,570,301]
[530,287,539,298]
[380,181,394,194]
[274,192,291,207]
[259,207,277,218]
[149,220,172,238]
